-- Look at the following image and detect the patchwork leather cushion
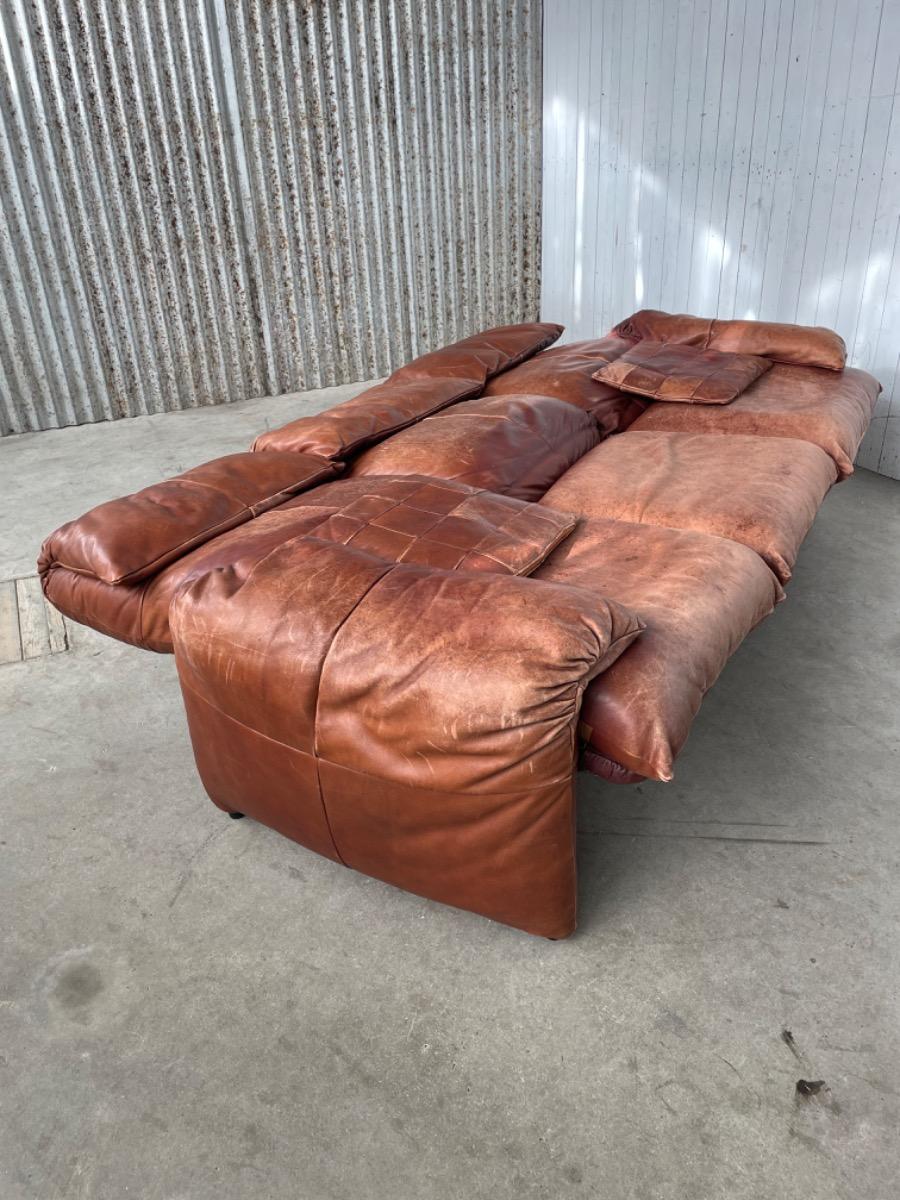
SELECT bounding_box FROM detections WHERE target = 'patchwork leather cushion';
[613,309,846,370]
[593,341,772,404]
[629,363,880,479]
[282,476,577,574]
[536,517,784,781]
[483,335,647,435]
[171,535,644,936]
[252,322,563,458]
[351,394,600,501]
[37,451,338,587]
[542,430,837,583]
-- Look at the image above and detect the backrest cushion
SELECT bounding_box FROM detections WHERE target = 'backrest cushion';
[252,322,563,459]
[38,451,338,586]
[281,475,577,575]
[613,309,846,370]
[351,394,600,502]
[483,335,648,435]
[593,341,772,404]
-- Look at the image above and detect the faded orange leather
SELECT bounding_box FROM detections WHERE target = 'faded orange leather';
[630,363,880,479]
[482,335,647,435]
[594,340,772,404]
[171,536,643,937]
[252,322,562,458]
[542,430,837,583]
[614,309,847,370]
[351,394,600,501]
[536,518,783,781]
[38,451,338,586]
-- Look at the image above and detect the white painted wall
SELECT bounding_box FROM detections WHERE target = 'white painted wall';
[542,0,900,478]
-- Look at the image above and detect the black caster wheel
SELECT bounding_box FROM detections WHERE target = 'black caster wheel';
[228,812,245,820]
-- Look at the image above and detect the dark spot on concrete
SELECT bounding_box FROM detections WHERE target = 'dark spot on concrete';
[656,1008,689,1038]
[775,898,789,908]
[564,1165,584,1184]
[52,961,104,1011]
[796,1079,827,1097]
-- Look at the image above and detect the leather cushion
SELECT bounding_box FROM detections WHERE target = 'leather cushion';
[628,363,880,479]
[613,309,846,370]
[483,335,647,435]
[282,476,577,575]
[351,394,600,501]
[536,517,784,781]
[542,430,837,583]
[37,451,338,587]
[593,341,772,404]
[252,322,563,458]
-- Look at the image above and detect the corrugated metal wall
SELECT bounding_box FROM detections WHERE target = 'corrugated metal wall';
[0,0,542,435]
[542,0,900,479]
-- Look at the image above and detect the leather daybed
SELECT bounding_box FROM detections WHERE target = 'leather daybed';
[39,311,880,938]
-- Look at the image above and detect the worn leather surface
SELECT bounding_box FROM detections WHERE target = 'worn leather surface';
[630,363,880,478]
[352,394,600,501]
[252,322,563,458]
[594,340,773,404]
[44,477,576,652]
[483,335,647,435]
[542,430,838,583]
[278,476,577,573]
[171,536,643,936]
[38,451,337,586]
[614,309,847,370]
[536,517,783,781]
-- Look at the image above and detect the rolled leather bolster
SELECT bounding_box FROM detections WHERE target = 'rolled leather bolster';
[170,535,644,937]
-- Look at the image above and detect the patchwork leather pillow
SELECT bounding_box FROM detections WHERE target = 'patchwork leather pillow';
[282,476,578,575]
[351,394,600,501]
[593,341,772,404]
[252,322,563,458]
[38,451,338,586]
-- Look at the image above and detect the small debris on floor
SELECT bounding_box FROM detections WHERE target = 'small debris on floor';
[796,1079,827,1097]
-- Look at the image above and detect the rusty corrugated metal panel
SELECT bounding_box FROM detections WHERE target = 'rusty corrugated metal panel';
[0,0,542,435]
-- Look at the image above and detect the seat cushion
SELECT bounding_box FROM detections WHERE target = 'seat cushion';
[628,363,879,479]
[535,517,784,781]
[593,341,772,404]
[613,309,846,370]
[542,430,837,583]
[482,335,647,435]
[350,394,600,501]
[252,322,562,458]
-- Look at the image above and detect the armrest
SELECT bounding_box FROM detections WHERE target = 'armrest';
[171,537,643,936]
[38,451,338,586]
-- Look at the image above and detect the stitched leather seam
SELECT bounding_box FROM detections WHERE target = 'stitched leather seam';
[309,564,396,861]
[179,680,346,864]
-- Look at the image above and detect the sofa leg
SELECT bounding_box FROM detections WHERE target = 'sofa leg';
[228,811,245,820]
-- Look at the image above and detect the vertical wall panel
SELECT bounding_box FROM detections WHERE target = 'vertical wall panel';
[543,0,900,479]
[0,0,542,435]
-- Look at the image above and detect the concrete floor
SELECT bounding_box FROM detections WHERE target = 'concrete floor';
[2,390,899,1200]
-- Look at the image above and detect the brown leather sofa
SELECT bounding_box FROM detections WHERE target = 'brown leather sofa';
[39,313,880,937]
